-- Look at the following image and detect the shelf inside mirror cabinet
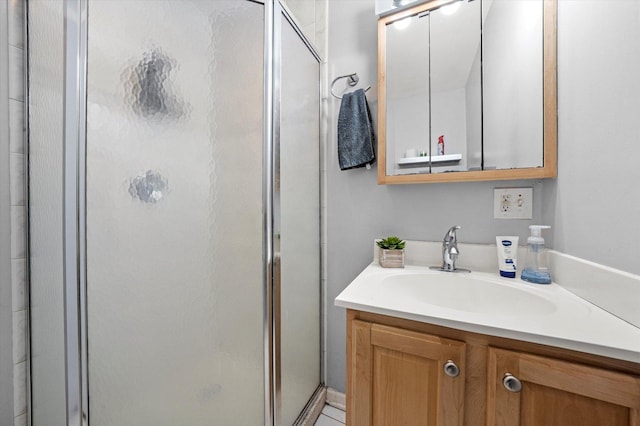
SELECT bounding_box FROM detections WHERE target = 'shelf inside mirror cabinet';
[397,154,462,166]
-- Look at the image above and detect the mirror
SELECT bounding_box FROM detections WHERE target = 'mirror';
[483,0,543,169]
[378,0,557,184]
[385,12,431,176]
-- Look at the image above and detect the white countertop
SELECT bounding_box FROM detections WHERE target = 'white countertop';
[335,262,640,364]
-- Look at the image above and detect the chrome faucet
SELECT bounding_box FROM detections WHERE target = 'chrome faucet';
[441,225,460,271]
[429,225,470,273]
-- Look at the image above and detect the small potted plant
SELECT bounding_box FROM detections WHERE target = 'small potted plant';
[377,236,406,268]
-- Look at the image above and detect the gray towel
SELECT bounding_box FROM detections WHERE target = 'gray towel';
[338,89,376,170]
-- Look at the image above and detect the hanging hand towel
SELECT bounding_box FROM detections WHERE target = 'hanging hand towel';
[337,88,376,170]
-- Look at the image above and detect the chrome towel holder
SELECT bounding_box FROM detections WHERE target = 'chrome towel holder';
[330,73,371,99]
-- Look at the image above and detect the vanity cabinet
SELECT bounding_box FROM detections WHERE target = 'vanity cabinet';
[487,348,640,426]
[347,310,640,426]
[349,320,466,425]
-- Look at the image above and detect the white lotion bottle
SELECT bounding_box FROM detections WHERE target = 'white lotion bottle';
[496,236,519,278]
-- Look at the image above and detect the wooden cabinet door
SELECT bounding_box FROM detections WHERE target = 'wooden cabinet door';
[487,347,640,426]
[348,320,466,426]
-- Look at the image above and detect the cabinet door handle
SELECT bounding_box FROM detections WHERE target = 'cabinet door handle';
[502,373,522,393]
[443,360,460,378]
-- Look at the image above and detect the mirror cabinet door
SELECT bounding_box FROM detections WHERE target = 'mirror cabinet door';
[483,0,544,170]
[430,0,481,174]
[385,13,431,176]
[378,0,557,184]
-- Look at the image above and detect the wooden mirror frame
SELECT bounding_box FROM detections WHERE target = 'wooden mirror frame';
[377,0,557,184]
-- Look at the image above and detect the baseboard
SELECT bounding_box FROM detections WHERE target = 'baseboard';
[297,386,327,426]
[325,387,346,411]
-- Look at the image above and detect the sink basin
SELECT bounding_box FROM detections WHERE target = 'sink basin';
[335,259,640,364]
[381,271,557,316]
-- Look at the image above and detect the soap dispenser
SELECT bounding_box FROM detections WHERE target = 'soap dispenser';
[521,225,552,284]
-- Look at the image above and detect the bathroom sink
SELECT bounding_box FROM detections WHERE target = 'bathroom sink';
[336,251,640,365]
[380,271,557,316]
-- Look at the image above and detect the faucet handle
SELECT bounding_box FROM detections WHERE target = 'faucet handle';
[444,225,461,242]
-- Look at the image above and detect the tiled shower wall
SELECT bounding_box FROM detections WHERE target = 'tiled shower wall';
[2,0,27,425]
[282,0,327,60]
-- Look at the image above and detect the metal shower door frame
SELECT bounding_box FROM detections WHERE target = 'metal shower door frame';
[268,1,324,424]
[61,0,89,425]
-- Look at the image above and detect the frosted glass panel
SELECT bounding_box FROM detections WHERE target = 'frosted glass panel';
[86,1,264,424]
[27,1,67,425]
[279,13,321,426]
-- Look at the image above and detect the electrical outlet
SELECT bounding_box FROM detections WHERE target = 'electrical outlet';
[493,187,533,219]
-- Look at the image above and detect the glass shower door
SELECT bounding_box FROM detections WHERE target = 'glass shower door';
[28,1,323,424]
[85,1,264,424]
[278,8,322,425]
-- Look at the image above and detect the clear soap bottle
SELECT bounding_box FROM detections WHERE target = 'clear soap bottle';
[521,225,552,284]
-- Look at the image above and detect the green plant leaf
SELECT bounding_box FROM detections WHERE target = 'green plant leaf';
[377,236,406,250]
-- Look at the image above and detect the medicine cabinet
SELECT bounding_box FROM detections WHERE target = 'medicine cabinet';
[378,0,557,184]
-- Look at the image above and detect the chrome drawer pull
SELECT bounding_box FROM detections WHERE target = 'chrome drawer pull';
[503,373,522,393]
[443,360,460,378]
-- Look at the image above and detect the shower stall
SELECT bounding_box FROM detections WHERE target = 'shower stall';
[27,0,322,424]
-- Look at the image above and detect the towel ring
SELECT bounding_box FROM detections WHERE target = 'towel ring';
[331,73,371,99]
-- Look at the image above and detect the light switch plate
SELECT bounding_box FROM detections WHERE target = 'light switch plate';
[493,187,533,219]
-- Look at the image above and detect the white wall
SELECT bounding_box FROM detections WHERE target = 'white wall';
[542,0,640,274]
[326,0,640,393]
